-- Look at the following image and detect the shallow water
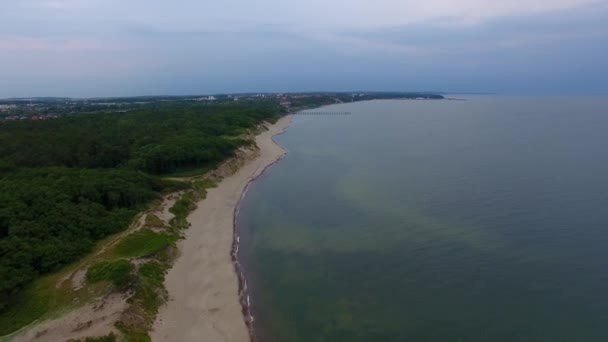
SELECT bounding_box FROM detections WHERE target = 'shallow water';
[237,96,608,341]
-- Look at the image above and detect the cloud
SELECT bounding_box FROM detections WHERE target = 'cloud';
[0,34,119,52]
[2,0,602,34]
[0,0,606,97]
[23,0,100,11]
[339,2,608,51]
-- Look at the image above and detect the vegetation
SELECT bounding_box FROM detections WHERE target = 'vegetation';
[86,260,135,289]
[68,332,118,342]
[286,92,443,110]
[115,321,152,342]
[129,261,170,319]
[143,214,165,230]
[0,101,283,174]
[170,180,216,230]
[0,254,110,336]
[0,168,163,312]
[113,230,176,259]
[0,99,283,335]
[168,192,199,220]
[0,93,443,337]
[112,179,216,340]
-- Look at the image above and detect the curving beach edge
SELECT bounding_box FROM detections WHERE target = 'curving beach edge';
[151,115,292,342]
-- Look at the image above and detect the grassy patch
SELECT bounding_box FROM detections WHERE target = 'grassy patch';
[86,260,134,289]
[128,281,164,320]
[144,214,165,229]
[0,273,108,337]
[0,287,49,337]
[169,179,216,230]
[0,229,122,337]
[193,179,216,194]
[168,192,197,219]
[129,262,169,317]
[115,321,151,342]
[112,261,172,342]
[113,230,175,259]
[138,262,167,288]
[68,332,117,342]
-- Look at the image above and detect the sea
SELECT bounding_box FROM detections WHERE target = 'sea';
[236,96,608,341]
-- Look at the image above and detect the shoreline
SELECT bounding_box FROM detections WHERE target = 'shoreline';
[151,115,292,342]
[232,121,291,341]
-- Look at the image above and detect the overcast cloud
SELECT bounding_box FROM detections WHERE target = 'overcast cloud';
[0,0,606,97]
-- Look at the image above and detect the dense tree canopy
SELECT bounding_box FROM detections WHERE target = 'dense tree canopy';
[0,168,164,309]
[0,101,282,173]
[0,100,284,312]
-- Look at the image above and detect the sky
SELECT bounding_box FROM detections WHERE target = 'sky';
[0,0,607,97]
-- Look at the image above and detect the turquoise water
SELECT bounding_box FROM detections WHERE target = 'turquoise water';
[237,97,608,341]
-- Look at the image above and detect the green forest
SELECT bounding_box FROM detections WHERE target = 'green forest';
[0,100,284,315]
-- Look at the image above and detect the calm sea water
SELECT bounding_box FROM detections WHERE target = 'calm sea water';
[237,96,608,341]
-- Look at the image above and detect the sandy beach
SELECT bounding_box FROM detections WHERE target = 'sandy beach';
[151,115,292,342]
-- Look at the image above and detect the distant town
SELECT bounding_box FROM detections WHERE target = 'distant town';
[0,92,444,122]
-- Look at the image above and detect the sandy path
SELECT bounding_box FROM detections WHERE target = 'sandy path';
[151,115,292,342]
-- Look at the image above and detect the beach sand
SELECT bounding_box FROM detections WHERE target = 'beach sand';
[151,115,292,342]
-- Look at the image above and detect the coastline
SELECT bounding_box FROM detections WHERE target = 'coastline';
[232,119,292,341]
[151,114,292,342]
